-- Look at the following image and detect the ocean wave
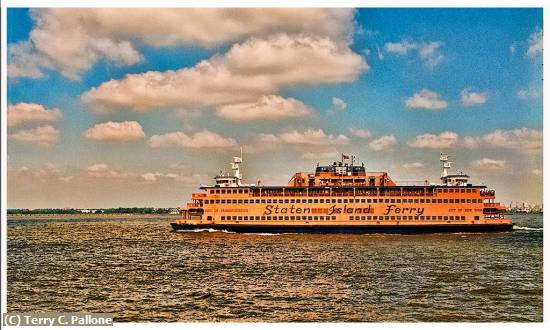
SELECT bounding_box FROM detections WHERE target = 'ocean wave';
[513,225,543,231]
[176,228,237,234]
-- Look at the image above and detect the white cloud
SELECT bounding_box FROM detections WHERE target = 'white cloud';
[384,40,417,55]
[7,102,62,127]
[332,97,347,110]
[460,88,488,106]
[526,29,543,57]
[384,40,444,68]
[407,131,459,149]
[418,42,444,68]
[405,89,448,110]
[301,151,339,160]
[278,128,349,146]
[517,87,540,100]
[9,8,355,79]
[149,129,237,149]
[470,158,506,171]
[7,41,50,79]
[86,163,131,179]
[369,135,397,151]
[403,162,424,169]
[348,128,371,138]
[140,172,207,184]
[83,121,145,142]
[9,125,59,146]
[82,34,367,112]
[463,128,542,152]
[216,95,312,122]
[244,128,349,154]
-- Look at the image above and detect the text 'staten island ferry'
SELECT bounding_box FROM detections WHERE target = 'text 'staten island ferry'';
[171,153,513,234]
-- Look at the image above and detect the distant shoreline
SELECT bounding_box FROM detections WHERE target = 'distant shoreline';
[7,213,180,219]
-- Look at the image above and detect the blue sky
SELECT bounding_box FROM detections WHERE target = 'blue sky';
[6,8,543,208]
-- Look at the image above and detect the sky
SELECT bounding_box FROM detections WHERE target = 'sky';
[6,8,543,208]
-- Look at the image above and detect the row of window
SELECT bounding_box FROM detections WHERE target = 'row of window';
[219,215,470,221]
[204,198,483,205]
[210,188,479,194]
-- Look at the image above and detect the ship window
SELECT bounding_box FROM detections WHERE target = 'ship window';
[396,216,401,220]
[460,199,465,203]
[436,199,441,203]
[278,199,283,203]
[426,199,430,203]
[215,200,220,204]
[221,216,225,220]
[349,199,354,203]
[366,199,371,203]
[244,200,248,204]
[408,199,413,203]
[238,199,243,204]
[420,199,424,203]
[290,199,295,203]
[438,216,443,220]
[243,216,248,220]
[414,216,419,220]
[467,199,471,203]
[420,216,425,220]
[335,199,340,203]
[350,216,354,220]
[361,199,366,203]
[389,199,394,203]
[477,199,482,203]
[331,216,336,220]
[259,216,264,220]
[302,199,307,203]
[314,199,318,203]
[466,189,471,193]
[390,216,395,220]
[367,216,372,220]
[254,216,258,220]
[443,189,448,193]
[461,216,466,220]
[373,216,378,220]
[267,199,272,203]
[285,216,289,220]
[385,216,390,220]
[450,216,454,220]
[443,199,448,203]
[255,200,260,204]
[396,199,401,203]
[443,216,448,220]
[284,199,289,203]
[238,216,243,220]
[221,200,226,204]
[204,200,209,204]
[290,216,295,220]
[414,199,418,203]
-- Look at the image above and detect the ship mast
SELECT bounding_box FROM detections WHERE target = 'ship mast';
[231,147,243,186]
[440,153,451,179]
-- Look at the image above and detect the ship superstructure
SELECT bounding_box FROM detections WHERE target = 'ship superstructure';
[173,153,512,233]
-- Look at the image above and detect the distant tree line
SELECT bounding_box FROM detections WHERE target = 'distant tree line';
[8,208,176,215]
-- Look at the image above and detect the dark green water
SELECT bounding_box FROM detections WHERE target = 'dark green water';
[7,214,542,322]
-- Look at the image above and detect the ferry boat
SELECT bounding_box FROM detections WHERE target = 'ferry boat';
[171,153,513,234]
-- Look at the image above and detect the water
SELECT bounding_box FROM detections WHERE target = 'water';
[7,214,543,322]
